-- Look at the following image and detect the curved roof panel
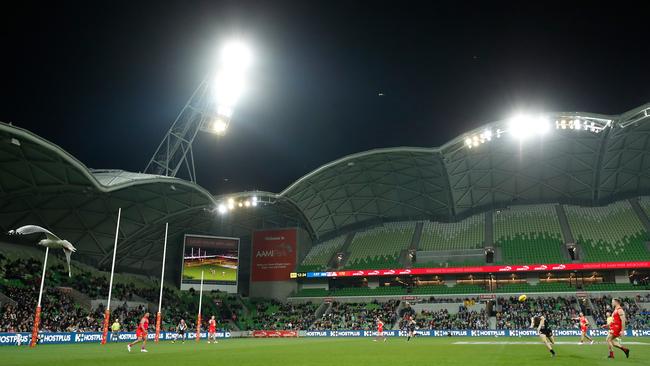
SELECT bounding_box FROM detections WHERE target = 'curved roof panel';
[278,103,650,238]
[91,169,172,187]
[0,122,308,274]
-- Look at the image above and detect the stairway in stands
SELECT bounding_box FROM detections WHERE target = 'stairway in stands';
[329,232,356,269]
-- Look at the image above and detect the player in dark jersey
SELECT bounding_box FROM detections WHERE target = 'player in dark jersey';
[530,314,555,357]
[406,316,417,341]
[172,319,187,344]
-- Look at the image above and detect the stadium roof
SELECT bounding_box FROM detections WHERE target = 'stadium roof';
[1,103,649,273]
[0,122,307,273]
[274,103,650,239]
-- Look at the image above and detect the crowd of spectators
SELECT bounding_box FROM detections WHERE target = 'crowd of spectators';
[4,253,650,333]
[417,297,481,304]
[400,304,489,330]
[242,300,318,330]
[312,300,399,330]
[495,296,579,329]
[0,254,238,333]
[0,286,100,332]
[592,296,650,329]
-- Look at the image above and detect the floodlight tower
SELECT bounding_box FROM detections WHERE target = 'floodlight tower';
[144,41,252,182]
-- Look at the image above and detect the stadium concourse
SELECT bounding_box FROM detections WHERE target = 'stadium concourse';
[1,104,650,354]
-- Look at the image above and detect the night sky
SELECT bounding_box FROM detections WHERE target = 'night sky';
[2,1,649,195]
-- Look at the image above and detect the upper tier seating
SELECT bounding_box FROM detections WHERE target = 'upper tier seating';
[419,214,484,250]
[495,204,567,264]
[565,201,650,262]
[639,196,650,220]
[298,236,347,272]
[344,222,414,269]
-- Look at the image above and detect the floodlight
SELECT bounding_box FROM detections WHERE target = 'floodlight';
[221,41,253,71]
[508,114,550,140]
[244,200,251,207]
[238,202,243,208]
[217,204,227,214]
[465,138,472,148]
[212,118,229,135]
[215,71,246,109]
[508,115,534,139]
[482,129,492,141]
[214,40,252,111]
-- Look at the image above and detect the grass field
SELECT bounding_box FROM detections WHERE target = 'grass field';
[2,337,649,366]
[182,264,237,282]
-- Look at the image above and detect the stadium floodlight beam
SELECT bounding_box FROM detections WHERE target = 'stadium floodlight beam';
[144,40,253,182]
[508,114,550,140]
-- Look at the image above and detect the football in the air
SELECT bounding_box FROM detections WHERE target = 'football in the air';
[518,294,527,302]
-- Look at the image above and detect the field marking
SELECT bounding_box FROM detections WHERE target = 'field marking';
[454,341,650,346]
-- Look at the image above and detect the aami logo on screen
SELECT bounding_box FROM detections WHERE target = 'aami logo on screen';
[251,229,298,282]
[255,242,293,258]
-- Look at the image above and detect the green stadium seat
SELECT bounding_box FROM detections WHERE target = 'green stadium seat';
[343,222,414,269]
[566,201,650,262]
[297,236,346,272]
[495,204,567,264]
[419,214,484,251]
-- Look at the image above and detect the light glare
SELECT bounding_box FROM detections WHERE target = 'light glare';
[212,119,228,135]
[508,114,550,140]
[212,40,253,125]
[217,204,227,214]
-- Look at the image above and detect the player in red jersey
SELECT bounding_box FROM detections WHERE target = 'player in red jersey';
[207,315,218,344]
[127,312,150,353]
[572,312,594,344]
[606,298,630,359]
[373,318,386,342]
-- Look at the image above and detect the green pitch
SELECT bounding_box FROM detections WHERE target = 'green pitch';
[182,264,237,282]
[2,337,649,366]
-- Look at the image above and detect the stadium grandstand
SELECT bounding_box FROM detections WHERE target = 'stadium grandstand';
[2,103,650,348]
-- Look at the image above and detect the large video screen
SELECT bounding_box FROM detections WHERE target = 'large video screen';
[181,234,239,285]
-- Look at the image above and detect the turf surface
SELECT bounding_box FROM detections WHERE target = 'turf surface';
[2,337,649,366]
[182,264,237,282]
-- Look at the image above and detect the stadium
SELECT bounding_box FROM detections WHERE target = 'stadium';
[2,101,650,364]
[2,3,650,366]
